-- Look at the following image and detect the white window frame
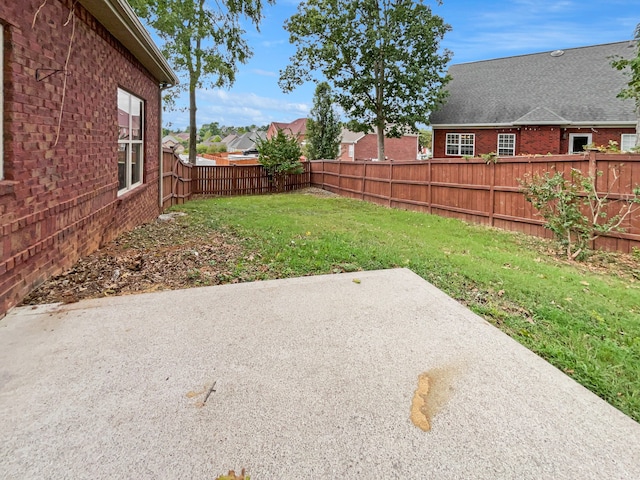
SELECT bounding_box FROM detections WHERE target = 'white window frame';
[621,134,638,152]
[497,133,515,156]
[1,26,4,180]
[446,133,475,156]
[568,133,592,154]
[117,88,144,195]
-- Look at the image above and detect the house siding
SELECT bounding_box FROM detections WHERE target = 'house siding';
[0,0,162,315]
[434,126,636,158]
[339,134,418,161]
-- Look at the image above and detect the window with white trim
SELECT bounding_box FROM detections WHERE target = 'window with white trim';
[497,133,515,156]
[446,133,475,156]
[621,134,638,152]
[568,133,592,154]
[117,88,144,194]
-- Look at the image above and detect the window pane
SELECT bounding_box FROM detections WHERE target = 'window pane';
[118,90,130,140]
[118,143,128,190]
[460,145,474,155]
[621,134,637,152]
[131,100,143,141]
[498,134,515,156]
[446,134,459,155]
[131,143,142,185]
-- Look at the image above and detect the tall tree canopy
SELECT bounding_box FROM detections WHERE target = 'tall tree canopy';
[130,0,273,163]
[612,24,640,148]
[306,82,342,160]
[280,0,451,161]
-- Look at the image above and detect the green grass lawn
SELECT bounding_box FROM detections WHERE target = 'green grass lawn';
[174,192,640,422]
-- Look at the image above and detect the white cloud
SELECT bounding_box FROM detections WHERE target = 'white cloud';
[163,88,310,129]
[251,69,278,77]
[261,39,287,48]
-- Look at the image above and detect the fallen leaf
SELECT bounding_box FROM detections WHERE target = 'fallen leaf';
[352,278,361,284]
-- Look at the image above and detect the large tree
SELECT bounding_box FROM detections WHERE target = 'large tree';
[612,24,640,148]
[280,0,451,161]
[130,0,273,163]
[306,82,342,160]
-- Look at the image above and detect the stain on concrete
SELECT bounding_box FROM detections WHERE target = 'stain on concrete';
[410,373,431,431]
[410,363,464,431]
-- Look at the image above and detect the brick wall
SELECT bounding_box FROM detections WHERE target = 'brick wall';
[339,134,418,161]
[0,0,162,315]
[434,126,636,157]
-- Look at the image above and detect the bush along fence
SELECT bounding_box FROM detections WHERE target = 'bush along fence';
[309,151,640,254]
[162,150,310,209]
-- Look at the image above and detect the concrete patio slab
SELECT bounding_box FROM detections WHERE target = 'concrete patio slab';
[1,268,639,479]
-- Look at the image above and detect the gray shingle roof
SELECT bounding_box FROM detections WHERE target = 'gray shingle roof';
[430,41,638,126]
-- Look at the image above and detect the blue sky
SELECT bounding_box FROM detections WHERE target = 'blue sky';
[152,0,638,130]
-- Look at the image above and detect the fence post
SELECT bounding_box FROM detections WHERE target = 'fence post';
[489,161,496,226]
[588,149,597,179]
[388,162,393,207]
[428,158,432,214]
[362,162,366,200]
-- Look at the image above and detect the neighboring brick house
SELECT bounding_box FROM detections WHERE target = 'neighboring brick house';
[338,128,418,161]
[0,0,178,315]
[267,118,307,143]
[430,41,638,158]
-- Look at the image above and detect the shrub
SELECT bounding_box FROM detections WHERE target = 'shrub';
[520,167,640,260]
[256,129,304,192]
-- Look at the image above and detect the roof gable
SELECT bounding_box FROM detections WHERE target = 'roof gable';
[270,118,307,136]
[431,41,637,127]
[513,107,569,125]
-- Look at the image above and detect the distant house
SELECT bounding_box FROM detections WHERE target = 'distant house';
[430,41,638,158]
[267,118,307,144]
[338,128,419,161]
[162,135,184,154]
[0,0,178,315]
[226,131,264,153]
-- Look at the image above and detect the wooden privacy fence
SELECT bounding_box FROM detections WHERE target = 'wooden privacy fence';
[162,149,310,209]
[310,151,640,253]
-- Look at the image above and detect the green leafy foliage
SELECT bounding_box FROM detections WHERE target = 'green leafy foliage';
[520,168,640,260]
[306,82,342,160]
[130,0,273,163]
[280,0,451,161]
[418,129,432,150]
[256,130,304,191]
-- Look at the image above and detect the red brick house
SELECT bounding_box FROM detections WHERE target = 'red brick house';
[267,117,307,143]
[430,42,638,158]
[338,128,418,161]
[0,0,178,315]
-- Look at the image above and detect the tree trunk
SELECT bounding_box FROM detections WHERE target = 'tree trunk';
[377,123,386,161]
[188,84,197,164]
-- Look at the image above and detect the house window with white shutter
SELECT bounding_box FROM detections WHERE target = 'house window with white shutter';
[497,134,516,156]
[117,88,144,195]
[446,133,475,156]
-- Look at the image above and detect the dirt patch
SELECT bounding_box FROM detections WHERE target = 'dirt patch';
[21,215,253,306]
